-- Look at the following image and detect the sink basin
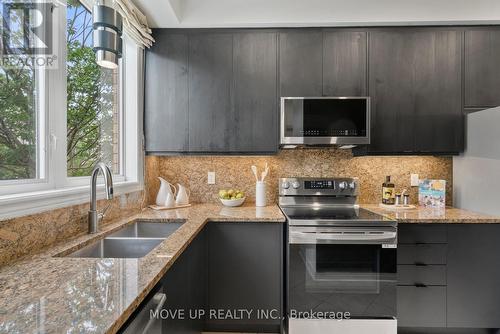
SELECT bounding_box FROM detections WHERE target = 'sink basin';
[60,221,184,259]
[106,221,184,239]
[64,238,163,258]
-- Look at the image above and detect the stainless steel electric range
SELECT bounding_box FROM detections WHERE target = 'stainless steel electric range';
[279,177,397,334]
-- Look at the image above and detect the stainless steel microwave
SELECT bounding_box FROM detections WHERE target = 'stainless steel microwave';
[280,97,370,146]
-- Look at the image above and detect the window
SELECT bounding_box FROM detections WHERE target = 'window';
[66,1,121,177]
[0,1,143,218]
[0,6,44,181]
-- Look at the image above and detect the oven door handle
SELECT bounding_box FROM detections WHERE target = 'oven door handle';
[289,231,397,244]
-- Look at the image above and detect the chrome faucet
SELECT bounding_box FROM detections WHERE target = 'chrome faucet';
[88,162,114,234]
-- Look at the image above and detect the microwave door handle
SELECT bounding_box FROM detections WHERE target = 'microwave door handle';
[290,231,397,244]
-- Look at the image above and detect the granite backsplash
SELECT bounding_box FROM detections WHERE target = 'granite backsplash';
[146,149,452,206]
[0,191,144,267]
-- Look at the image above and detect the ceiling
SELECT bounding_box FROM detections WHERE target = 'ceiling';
[133,0,500,28]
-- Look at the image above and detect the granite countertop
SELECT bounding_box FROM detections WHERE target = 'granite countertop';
[362,204,500,224]
[0,203,285,334]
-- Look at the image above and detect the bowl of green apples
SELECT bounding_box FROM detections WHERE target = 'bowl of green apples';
[219,189,246,207]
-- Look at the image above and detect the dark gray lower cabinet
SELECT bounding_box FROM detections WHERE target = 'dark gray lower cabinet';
[398,224,500,331]
[151,222,283,333]
[206,222,283,333]
[161,228,207,334]
[398,286,447,328]
[447,225,500,329]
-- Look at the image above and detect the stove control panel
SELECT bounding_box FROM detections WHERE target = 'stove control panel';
[279,177,359,197]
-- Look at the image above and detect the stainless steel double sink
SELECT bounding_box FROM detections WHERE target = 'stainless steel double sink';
[61,221,184,259]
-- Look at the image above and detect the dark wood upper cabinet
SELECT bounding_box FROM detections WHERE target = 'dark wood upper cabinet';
[145,32,189,153]
[323,31,367,96]
[368,29,463,154]
[279,31,323,97]
[232,32,278,153]
[144,27,475,155]
[465,29,500,108]
[188,33,233,152]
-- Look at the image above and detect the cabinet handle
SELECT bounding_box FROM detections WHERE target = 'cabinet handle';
[142,292,167,334]
[415,283,427,288]
[414,262,427,266]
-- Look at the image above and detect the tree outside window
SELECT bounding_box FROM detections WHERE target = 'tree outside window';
[67,0,120,177]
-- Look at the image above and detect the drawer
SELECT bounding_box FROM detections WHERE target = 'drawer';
[398,265,446,286]
[398,225,447,244]
[398,244,447,265]
[397,286,446,327]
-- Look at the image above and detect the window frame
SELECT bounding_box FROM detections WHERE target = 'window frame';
[0,3,144,220]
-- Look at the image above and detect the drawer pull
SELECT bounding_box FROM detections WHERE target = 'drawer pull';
[415,283,428,288]
[414,262,427,266]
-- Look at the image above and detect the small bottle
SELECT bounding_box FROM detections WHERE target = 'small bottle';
[382,176,396,205]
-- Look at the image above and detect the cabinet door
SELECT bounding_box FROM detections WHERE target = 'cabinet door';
[161,229,206,333]
[398,286,446,327]
[369,29,463,154]
[323,31,367,96]
[279,31,323,97]
[232,32,278,153]
[145,32,189,153]
[188,33,233,152]
[206,222,283,332]
[412,30,462,153]
[465,29,500,108]
[447,225,500,328]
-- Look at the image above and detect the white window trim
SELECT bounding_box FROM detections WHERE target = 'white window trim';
[0,4,144,220]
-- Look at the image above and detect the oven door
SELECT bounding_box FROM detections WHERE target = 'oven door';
[287,226,397,326]
[280,97,370,146]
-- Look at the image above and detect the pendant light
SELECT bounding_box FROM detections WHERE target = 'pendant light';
[92,0,123,69]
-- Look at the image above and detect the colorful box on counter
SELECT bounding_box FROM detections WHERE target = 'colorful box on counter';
[418,179,446,208]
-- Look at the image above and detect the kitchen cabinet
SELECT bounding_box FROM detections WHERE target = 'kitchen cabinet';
[145,27,481,156]
[397,224,448,328]
[367,29,463,154]
[231,32,278,153]
[279,31,323,97]
[206,222,283,332]
[188,33,233,152]
[145,32,189,153]
[397,286,447,328]
[447,225,500,328]
[323,31,367,96]
[145,30,279,154]
[120,284,166,334]
[161,229,207,333]
[398,224,500,330]
[465,29,500,108]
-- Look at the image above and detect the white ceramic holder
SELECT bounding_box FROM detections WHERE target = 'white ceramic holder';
[256,181,267,207]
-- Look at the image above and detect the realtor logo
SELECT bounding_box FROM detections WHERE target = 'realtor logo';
[1,0,58,69]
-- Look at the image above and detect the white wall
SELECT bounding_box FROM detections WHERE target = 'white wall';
[135,0,500,28]
[453,107,500,215]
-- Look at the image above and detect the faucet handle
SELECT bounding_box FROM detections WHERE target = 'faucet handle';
[99,202,113,219]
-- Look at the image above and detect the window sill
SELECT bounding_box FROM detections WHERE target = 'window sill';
[0,181,143,221]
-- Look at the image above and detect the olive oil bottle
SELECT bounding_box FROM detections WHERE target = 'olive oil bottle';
[382,176,396,205]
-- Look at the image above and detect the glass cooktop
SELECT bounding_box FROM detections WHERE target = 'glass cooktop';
[281,207,386,221]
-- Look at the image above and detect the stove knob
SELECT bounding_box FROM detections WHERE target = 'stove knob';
[292,181,301,189]
[281,181,290,189]
[339,181,348,190]
[349,181,356,190]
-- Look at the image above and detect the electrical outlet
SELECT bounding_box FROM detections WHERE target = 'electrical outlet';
[208,172,216,185]
[410,174,419,187]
